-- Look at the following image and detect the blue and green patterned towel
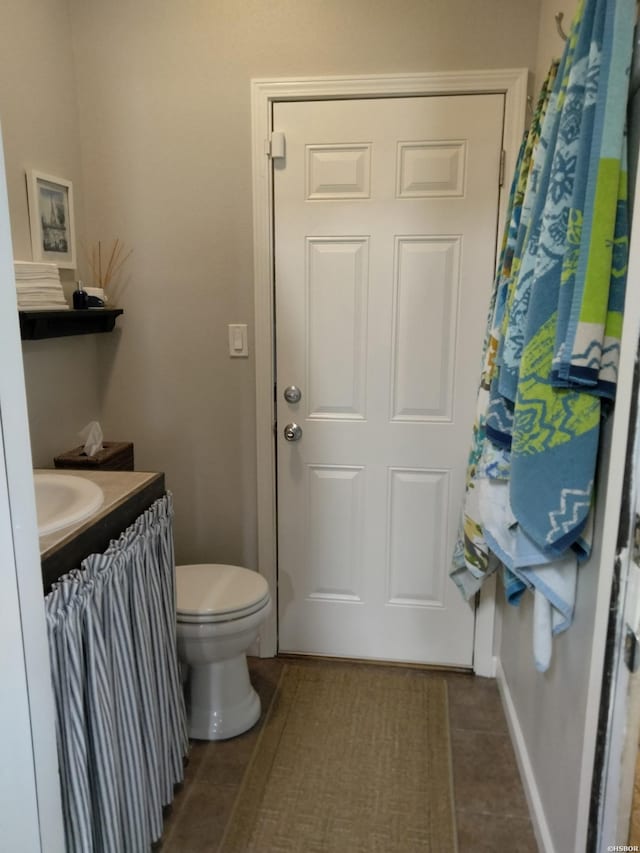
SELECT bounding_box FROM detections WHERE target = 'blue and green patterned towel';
[510,0,633,554]
[450,62,558,598]
[451,0,635,669]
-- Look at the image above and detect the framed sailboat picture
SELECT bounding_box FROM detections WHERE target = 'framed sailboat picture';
[26,170,76,269]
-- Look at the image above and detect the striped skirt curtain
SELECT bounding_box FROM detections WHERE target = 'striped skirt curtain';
[45,494,189,853]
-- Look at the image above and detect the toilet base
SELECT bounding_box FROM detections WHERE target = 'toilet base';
[186,653,261,740]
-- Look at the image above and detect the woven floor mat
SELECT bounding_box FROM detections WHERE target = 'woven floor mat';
[219,663,457,852]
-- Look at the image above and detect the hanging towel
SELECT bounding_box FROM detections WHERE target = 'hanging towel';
[505,556,578,672]
[451,0,634,672]
[485,62,561,452]
[551,2,632,394]
[450,62,558,599]
[510,0,634,554]
[493,44,574,414]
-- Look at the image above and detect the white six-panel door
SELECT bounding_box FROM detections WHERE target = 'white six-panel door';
[274,95,504,666]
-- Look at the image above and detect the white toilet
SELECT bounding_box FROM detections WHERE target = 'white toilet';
[175,563,272,740]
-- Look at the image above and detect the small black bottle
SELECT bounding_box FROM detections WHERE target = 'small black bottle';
[73,281,89,309]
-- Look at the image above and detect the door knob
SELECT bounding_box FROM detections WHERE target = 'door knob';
[283,385,302,404]
[283,423,302,442]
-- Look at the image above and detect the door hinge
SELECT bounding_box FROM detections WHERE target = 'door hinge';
[266,132,286,160]
[499,149,506,187]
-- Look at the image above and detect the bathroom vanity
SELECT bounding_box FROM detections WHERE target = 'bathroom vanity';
[41,480,186,849]
[37,468,165,591]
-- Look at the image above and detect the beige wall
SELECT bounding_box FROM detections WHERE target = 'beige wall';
[0,0,85,265]
[499,546,601,850]
[0,0,101,467]
[63,0,540,567]
[534,0,579,92]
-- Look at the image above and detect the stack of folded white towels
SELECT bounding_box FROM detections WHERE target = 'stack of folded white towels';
[14,261,69,310]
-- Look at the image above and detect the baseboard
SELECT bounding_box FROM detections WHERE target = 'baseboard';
[495,658,557,853]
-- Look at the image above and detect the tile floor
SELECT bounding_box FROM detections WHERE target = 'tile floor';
[160,656,537,852]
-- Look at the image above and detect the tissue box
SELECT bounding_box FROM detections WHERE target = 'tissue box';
[54,441,134,471]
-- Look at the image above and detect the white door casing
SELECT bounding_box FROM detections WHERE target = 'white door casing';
[251,70,528,671]
[0,123,65,850]
[274,95,504,665]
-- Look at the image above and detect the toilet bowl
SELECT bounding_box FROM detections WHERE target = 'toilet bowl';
[175,563,272,740]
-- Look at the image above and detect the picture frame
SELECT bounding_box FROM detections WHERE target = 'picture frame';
[26,170,76,269]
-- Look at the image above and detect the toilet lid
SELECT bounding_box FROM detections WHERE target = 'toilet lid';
[176,564,269,620]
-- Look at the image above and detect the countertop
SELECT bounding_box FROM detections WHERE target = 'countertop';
[37,468,166,591]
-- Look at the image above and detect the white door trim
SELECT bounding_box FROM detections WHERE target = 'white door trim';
[251,69,528,667]
[574,160,640,850]
[0,124,65,850]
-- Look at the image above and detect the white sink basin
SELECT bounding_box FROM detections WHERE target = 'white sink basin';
[34,472,104,536]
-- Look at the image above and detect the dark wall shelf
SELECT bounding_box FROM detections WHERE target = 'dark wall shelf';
[19,308,124,340]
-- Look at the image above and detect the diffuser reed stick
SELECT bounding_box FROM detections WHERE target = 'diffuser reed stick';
[86,238,133,296]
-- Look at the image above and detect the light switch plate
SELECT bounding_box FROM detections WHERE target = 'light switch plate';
[228,324,248,357]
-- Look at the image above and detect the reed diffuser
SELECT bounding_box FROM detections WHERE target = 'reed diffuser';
[87,238,133,302]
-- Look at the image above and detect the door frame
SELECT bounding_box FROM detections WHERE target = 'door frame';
[251,69,528,670]
[0,123,65,850]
